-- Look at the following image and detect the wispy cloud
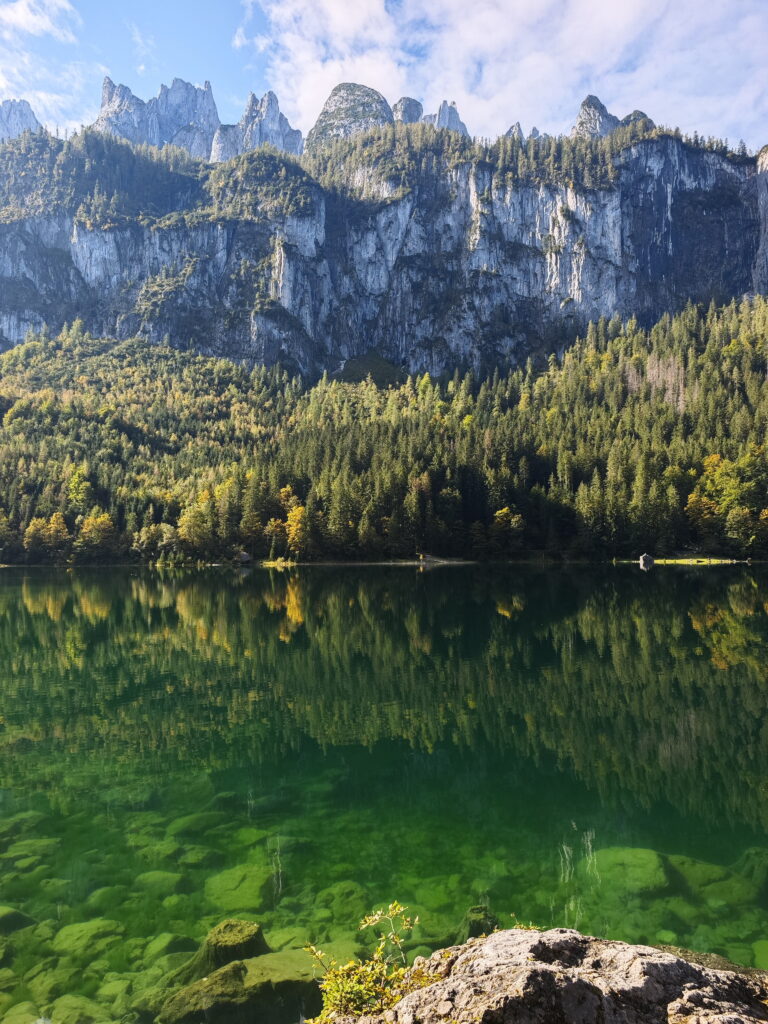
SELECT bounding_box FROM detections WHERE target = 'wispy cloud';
[0,0,103,131]
[235,0,768,149]
[126,20,156,76]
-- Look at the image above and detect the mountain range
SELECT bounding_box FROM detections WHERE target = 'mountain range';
[0,77,765,376]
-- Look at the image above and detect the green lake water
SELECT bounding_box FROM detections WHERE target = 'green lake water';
[1,564,768,1020]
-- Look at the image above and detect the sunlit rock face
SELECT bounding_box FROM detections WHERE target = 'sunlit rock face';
[393,97,423,124]
[422,100,470,136]
[0,118,763,375]
[0,99,41,142]
[305,83,394,152]
[93,78,302,161]
[93,77,221,158]
[210,92,303,161]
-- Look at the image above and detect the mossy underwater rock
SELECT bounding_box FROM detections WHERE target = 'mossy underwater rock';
[170,919,271,987]
[46,992,112,1023]
[582,846,670,895]
[204,862,274,912]
[455,904,500,944]
[51,916,124,958]
[0,905,35,934]
[158,949,322,1024]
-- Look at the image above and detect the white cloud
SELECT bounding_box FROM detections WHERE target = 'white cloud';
[0,0,103,132]
[237,0,768,149]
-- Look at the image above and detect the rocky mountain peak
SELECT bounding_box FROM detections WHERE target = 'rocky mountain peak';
[505,121,524,142]
[211,90,303,162]
[305,83,393,153]
[423,99,469,137]
[571,94,620,138]
[0,98,42,142]
[393,97,423,124]
[92,76,220,159]
[621,108,655,128]
[759,145,768,174]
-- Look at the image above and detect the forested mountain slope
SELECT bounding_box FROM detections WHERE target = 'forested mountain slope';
[1,297,767,562]
[0,122,764,375]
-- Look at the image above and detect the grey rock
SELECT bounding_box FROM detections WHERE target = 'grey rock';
[348,927,768,1023]
[92,76,220,159]
[505,121,525,142]
[393,97,423,124]
[211,90,302,161]
[572,94,621,138]
[0,132,761,377]
[306,83,393,152]
[422,100,469,137]
[0,99,41,142]
[622,109,656,129]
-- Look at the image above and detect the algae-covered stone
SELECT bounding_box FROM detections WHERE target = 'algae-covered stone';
[752,939,768,970]
[701,874,760,909]
[456,905,500,944]
[134,870,185,897]
[24,956,79,1002]
[179,844,222,868]
[0,905,35,934]
[667,855,729,893]
[52,916,124,958]
[169,919,271,988]
[0,966,18,990]
[46,992,112,1023]
[144,932,198,963]
[267,925,311,951]
[315,880,368,922]
[86,884,129,912]
[587,847,669,895]
[0,811,47,842]
[157,960,251,1024]
[167,812,226,837]
[205,863,273,912]
[2,1001,41,1024]
[4,837,60,860]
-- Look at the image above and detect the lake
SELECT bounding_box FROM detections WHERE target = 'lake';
[1,565,768,1020]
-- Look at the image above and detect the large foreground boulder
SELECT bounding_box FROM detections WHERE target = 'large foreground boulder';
[346,927,768,1023]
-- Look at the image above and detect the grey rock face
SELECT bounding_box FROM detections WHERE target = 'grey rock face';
[345,928,768,1023]
[305,83,393,152]
[93,76,220,158]
[572,94,621,138]
[393,97,423,124]
[505,121,525,142]
[211,91,302,161]
[423,100,469,136]
[622,109,656,129]
[0,134,761,377]
[0,99,42,142]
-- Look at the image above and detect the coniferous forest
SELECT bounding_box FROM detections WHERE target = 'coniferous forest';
[1,296,767,564]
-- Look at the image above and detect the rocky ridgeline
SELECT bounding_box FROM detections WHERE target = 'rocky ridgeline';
[92,77,301,161]
[304,83,470,152]
[505,94,655,145]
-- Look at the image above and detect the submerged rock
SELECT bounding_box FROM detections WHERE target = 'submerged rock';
[204,862,274,912]
[349,927,768,1023]
[51,917,124,959]
[455,904,500,943]
[170,919,271,987]
[0,905,35,934]
[585,846,670,895]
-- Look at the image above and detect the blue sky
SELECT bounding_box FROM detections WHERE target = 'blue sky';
[0,0,766,149]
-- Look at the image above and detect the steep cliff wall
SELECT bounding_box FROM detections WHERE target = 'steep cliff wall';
[0,130,762,374]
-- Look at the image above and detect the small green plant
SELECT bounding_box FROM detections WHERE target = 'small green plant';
[306,901,433,1022]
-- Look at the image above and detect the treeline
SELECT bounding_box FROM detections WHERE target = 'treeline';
[1,296,768,564]
[0,117,753,232]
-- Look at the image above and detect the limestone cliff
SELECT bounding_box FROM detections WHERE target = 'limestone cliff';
[0,127,763,376]
[305,84,394,152]
[0,99,41,142]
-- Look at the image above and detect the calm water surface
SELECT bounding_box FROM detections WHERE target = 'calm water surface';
[1,565,768,1018]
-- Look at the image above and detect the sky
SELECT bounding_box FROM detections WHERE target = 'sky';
[0,0,766,149]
